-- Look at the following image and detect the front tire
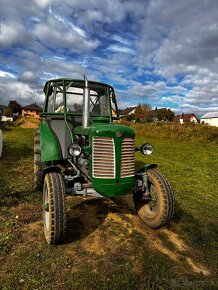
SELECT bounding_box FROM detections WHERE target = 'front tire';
[134,169,174,228]
[43,172,67,244]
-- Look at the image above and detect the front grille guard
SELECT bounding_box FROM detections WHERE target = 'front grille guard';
[92,137,135,179]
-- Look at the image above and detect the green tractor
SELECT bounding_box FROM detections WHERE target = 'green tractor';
[34,78,174,244]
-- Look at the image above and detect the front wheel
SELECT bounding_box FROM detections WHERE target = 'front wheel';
[133,169,174,228]
[43,172,67,244]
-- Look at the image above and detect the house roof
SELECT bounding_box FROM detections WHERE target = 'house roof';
[119,107,136,115]
[174,113,198,122]
[201,112,218,119]
[22,103,43,111]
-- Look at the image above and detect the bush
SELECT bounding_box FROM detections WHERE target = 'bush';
[131,122,218,142]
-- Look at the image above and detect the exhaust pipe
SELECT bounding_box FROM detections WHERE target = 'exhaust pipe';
[82,75,90,129]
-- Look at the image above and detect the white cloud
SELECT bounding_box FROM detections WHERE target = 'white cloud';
[107,45,135,55]
[0,70,16,79]
[49,7,87,38]
[0,0,217,116]
[112,35,132,46]
[34,0,51,8]
[0,78,44,106]
[18,71,39,84]
[34,18,100,53]
[0,22,29,48]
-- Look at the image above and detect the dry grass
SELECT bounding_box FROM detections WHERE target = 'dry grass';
[0,125,217,289]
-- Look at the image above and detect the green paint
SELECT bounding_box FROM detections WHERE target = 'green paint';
[137,164,157,173]
[40,121,61,162]
[92,177,133,198]
[89,123,135,197]
[40,78,136,197]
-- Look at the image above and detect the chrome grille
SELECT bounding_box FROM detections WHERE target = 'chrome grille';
[93,137,115,178]
[121,138,135,178]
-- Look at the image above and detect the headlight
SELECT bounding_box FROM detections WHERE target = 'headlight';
[140,143,153,155]
[68,143,82,157]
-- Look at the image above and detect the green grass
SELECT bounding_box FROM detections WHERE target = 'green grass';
[0,125,217,289]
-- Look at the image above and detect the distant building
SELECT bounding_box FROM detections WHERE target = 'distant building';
[22,103,43,119]
[200,112,218,127]
[1,116,13,122]
[174,113,199,124]
[119,107,136,117]
[0,105,12,122]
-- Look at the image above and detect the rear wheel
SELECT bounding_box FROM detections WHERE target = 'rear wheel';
[134,169,174,228]
[43,172,67,244]
[34,128,43,190]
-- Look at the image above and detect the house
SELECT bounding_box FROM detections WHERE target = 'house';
[1,116,13,121]
[22,103,43,119]
[200,112,218,127]
[119,107,136,117]
[174,113,199,124]
[0,105,14,121]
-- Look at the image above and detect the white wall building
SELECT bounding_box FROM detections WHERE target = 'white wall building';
[1,116,13,122]
[200,112,218,127]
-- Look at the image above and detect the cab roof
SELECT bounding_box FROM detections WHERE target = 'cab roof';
[43,78,114,95]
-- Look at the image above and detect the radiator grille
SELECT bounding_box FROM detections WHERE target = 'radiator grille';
[121,138,135,178]
[92,137,115,178]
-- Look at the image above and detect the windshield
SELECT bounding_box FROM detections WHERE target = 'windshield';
[46,81,115,117]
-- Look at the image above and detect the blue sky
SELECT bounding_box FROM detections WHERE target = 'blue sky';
[0,0,218,116]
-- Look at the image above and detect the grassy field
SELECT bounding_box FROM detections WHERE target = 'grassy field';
[0,124,217,289]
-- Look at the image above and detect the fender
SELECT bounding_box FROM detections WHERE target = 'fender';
[41,166,62,191]
[136,164,157,174]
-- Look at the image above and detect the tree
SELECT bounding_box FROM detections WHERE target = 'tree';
[7,100,22,115]
[141,103,151,115]
[134,103,143,121]
[135,103,152,122]
[5,107,13,117]
[156,108,175,121]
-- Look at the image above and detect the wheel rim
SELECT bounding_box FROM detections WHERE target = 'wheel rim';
[43,184,50,231]
[144,184,159,217]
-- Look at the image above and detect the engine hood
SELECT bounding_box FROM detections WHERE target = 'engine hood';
[74,122,135,140]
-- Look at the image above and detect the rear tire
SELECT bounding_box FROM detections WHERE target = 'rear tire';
[34,128,43,191]
[43,172,67,244]
[134,169,174,228]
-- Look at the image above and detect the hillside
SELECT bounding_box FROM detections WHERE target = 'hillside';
[0,125,217,289]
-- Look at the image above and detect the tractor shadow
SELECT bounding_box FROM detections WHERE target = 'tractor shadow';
[64,195,135,244]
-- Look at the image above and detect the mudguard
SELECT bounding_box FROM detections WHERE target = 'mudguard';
[41,166,62,191]
[136,164,157,174]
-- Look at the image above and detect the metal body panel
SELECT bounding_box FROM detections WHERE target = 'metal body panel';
[49,118,71,159]
[40,121,61,162]
[40,78,136,198]
[89,123,135,197]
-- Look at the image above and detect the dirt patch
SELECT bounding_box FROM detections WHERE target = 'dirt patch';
[20,121,39,128]
[82,230,106,255]
[22,220,43,232]
[11,203,41,224]
[186,258,210,276]
[161,228,188,252]
[105,210,211,276]
[17,117,39,129]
